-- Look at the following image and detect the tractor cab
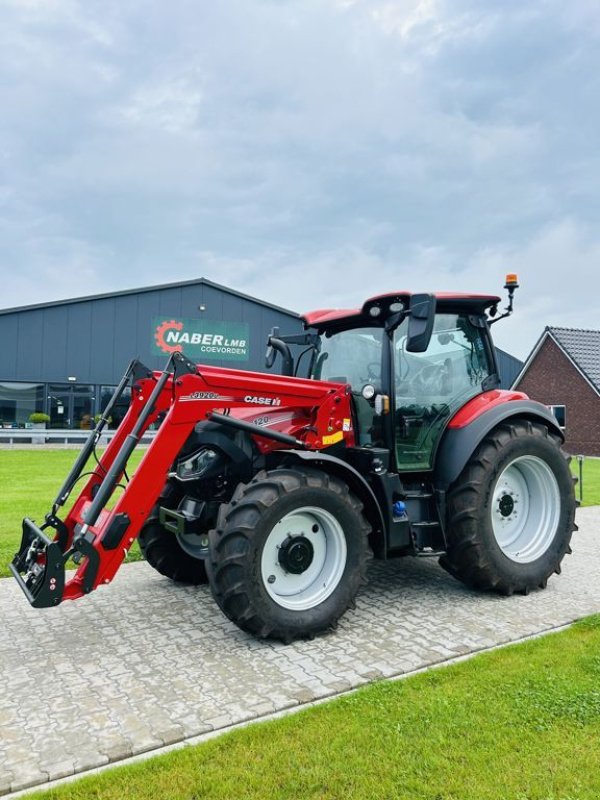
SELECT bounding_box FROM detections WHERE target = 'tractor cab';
[269,290,502,473]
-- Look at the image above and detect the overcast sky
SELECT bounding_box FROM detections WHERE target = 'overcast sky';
[1,0,599,358]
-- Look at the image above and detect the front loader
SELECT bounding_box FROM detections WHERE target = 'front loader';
[10,277,577,642]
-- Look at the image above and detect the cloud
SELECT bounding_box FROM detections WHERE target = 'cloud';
[191,216,600,360]
[0,0,597,367]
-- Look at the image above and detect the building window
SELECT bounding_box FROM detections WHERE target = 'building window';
[549,404,566,429]
[0,382,45,428]
[100,385,131,428]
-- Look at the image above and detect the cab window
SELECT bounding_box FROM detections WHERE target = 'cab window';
[394,314,491,470]
[312,327,384,446]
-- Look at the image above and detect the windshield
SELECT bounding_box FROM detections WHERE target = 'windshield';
[311,327,384,388]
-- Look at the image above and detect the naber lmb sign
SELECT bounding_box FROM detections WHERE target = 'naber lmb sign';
[153,318,249,361]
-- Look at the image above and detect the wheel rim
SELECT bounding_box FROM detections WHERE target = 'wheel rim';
[260,506,347,611]
[176,531,208,559]
[491,455,560,563]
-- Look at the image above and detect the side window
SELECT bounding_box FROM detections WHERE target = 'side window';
[311,327,384,446]
[549,405,566,429]
[312,328,384,389]
[394,314,491,470]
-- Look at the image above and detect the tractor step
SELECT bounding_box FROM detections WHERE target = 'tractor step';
[410,519,444,552]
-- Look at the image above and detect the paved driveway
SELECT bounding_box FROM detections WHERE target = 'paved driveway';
[1,507,598,796]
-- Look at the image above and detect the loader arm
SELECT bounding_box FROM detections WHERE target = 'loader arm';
[10,353,355,608]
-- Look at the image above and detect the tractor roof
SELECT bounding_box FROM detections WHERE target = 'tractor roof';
[302,291,501,328]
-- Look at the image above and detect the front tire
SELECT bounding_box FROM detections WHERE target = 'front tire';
[440,419,576,595]
[207,468,372,642]
[138,483,209,585]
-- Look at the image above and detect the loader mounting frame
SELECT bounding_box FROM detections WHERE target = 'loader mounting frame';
[10,353,353,608]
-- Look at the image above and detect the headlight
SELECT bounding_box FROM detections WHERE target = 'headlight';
[175,448,219,481]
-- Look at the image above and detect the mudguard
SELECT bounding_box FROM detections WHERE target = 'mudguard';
[267,449,386,543]
[434,399,563,490]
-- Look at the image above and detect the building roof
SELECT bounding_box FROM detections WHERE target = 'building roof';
[512,326,600,396]
[0,277,298,318]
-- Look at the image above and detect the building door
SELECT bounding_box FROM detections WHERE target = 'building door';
[48,384,95,429]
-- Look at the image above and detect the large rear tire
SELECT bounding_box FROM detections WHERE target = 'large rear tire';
[207,468,372,642]
[440,419,576,595]
[138,483,209,585]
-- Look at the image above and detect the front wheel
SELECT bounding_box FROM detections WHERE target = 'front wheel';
[138,483,209,585]
[440,419,576,595]
[207,468,372,642]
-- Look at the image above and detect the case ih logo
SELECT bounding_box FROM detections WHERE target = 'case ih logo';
[152,318,249,361]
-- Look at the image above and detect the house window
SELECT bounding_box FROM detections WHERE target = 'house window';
[549,405,566,429]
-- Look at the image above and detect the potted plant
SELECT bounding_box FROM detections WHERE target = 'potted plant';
[28,412,51,429]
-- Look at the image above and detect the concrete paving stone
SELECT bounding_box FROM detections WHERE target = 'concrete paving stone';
[324,680,353,694]
[247,701,276,716]
[0,769,15,797]
[99,738,134,763]
[1,506,599,794]
[290,688,319,703]
[179,720,214,739]
[72,752,110,774]
[128,737,168,757]
[9,768,50,795]
[150,725,185,748]
[45,761,76,783]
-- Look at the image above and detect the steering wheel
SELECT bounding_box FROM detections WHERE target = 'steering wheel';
[411,359,453,395]
[365,362,381,381]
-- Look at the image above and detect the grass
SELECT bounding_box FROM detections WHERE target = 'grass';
[572,456,600,507]
[1,451,599,579]
[21,615,600,800]
[0,449,145,578]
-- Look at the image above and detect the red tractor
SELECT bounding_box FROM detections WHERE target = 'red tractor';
[11,277,576,642]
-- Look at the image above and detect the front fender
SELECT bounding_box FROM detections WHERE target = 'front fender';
[434,399,563,490]
[266,449,386,548]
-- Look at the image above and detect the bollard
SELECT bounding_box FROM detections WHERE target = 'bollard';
[576,454,584,504]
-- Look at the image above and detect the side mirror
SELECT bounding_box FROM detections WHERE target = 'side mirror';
[264,326,279,369]
[406,293,436,353]
[264,326,294,375]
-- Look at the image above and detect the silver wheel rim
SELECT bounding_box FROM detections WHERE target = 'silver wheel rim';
[491,455,560,563]
[260,506,347,611]
[176,531,208,559]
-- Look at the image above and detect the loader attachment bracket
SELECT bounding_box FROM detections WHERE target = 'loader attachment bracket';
[9,519,66,608]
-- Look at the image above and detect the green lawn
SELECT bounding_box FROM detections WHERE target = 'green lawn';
[0,449,145,578]
[1,450,599,579]
[572,455,600,507]
[23,615,600,800]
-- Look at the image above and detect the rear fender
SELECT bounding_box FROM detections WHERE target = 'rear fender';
[434,399,563,490]
[267,450,386,556]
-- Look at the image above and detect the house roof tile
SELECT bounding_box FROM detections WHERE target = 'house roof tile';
[548,326,600,392]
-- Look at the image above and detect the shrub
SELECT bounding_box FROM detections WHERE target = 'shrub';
[28,412,51,424]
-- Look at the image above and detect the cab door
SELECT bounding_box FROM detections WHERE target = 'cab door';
[393,313,493,471]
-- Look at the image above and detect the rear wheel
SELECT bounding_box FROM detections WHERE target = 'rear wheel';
[440,419,576,595]
[207,468,372,642]
[138,484,209,585]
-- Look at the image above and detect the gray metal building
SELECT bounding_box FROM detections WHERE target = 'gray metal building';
[496,347,524,391]
[0,278,302,430]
